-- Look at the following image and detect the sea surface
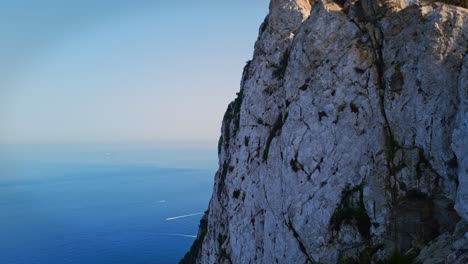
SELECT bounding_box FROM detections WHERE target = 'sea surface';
[0,144,217,264]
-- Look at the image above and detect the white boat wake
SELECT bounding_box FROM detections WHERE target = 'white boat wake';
[165,212,203,221]
[161,233,197,238]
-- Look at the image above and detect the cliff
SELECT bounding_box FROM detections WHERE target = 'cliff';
[182,0,468,263]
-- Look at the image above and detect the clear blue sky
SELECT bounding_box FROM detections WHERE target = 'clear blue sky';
[0,0,269,146]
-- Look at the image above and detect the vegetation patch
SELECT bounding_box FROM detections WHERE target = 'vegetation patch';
[299,83,308,91]
[350,102,359,114]
[272,50,290,79]
[217,234,230,261]
[217,161,230,197]
[406,189,428,200]
[329,184,371,239]
[376,251,417,264]
[220,88,244,154]
[389,64,404,93]
[244,136,250,147]
[386,135,400,164]
[263,112,288,161]
[299,79,310,91]
[180,210,209,264]
[318,111,328,122]
[338,247,373,264]
[338,103,347,112]
[415,148,431,179]
[447,156,458,169]
[233,189,241,199]
[354,67,366,74]
[290,158,303,172]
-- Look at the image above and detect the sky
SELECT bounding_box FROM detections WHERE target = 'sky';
[0,0,269,146]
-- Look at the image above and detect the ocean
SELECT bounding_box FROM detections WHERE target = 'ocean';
[0,144,216,264]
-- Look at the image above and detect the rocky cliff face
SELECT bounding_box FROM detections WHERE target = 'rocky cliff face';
[182,0,467,263]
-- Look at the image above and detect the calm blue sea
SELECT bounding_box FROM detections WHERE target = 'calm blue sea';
[0,144,217,264]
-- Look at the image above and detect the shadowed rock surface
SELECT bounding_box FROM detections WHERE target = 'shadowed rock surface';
[181,0,467,263]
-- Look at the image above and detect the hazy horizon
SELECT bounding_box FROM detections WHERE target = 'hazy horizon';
[0,0,269,146]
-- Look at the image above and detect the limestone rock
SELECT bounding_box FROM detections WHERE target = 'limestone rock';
[181,0,467,263]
